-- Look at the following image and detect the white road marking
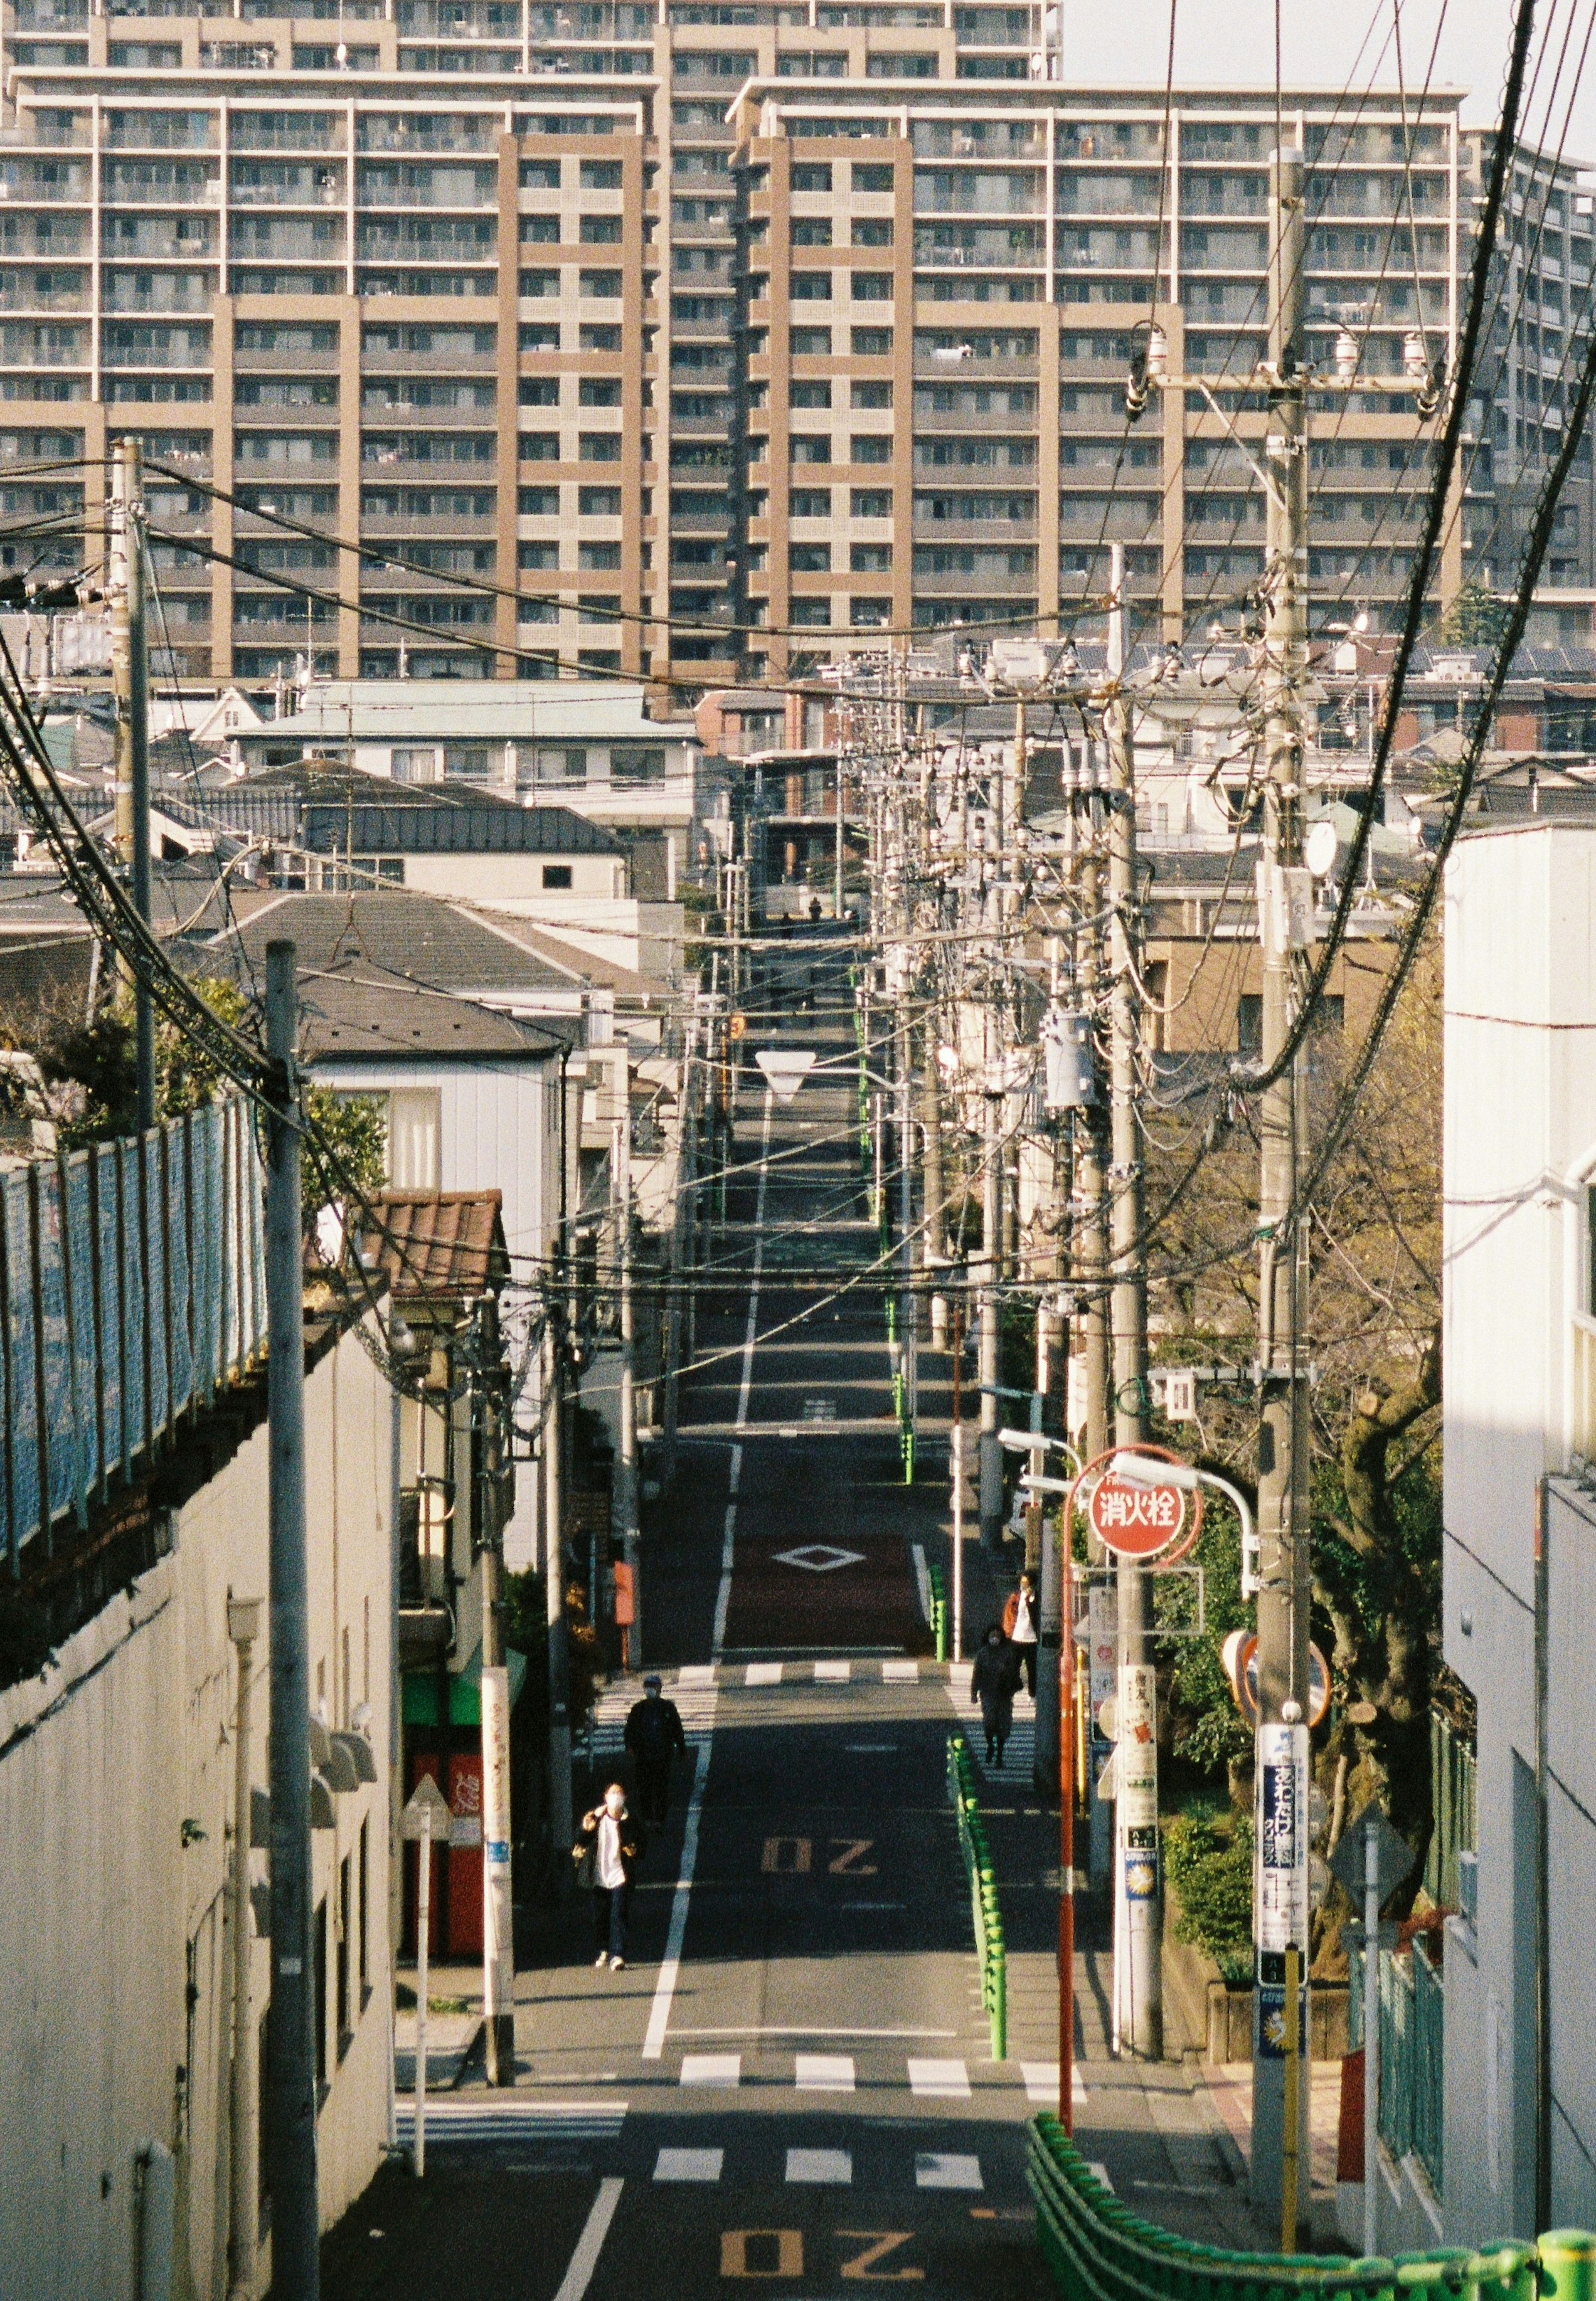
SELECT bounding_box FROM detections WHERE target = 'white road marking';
[677,1665,717,1689]
[1088,2163,1114,2192]
[641,1740,709,2063]
[654,2148,723,2183]
[672,2025,956,2040]
[746,1661,783,1687]
[647,1095,771,2063]
[552,2176,624,2301]
[908,2059,970,2099]
[394,2101,626,2143]
[814,1660,851,1682]
[680,2053,741,2088]
[795,2054,855,2092]
[916,2153,983,2192]
[1022,2062,1088,2107]
[881,1660,919,1682]
[844,1743,896,1753]
[786,2148,852,2185]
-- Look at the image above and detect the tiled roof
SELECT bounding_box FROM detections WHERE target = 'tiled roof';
[360,1190,509,1303]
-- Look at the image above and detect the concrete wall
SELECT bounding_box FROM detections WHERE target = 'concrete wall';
[1442,824,1596,2240]
[0,1316,397,2299]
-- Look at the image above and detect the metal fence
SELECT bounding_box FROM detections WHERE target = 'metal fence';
[0,1095,267,1567]
[1427,1708,1478,1908]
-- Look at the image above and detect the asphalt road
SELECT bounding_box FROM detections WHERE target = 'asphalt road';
[324,939,1051,2301]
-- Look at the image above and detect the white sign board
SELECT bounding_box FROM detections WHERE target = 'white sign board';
[401,1773,451,1841]
[1255,1720,1310,1953]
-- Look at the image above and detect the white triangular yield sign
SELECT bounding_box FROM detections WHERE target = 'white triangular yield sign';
[755,1048,818,1102]
[401,1773,452,1840]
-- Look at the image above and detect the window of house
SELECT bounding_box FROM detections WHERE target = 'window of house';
[1237,993,1262,1058]
[386,1087,441,1190]
[560,746,587,780]
[390,744,439,783]
[336,1854,352,2061]
[358,1818,371,2006]
[542,863,574,889]
[314,1897,328,2095]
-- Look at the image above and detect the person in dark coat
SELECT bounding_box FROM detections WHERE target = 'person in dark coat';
[970,1623,1020,1766]
[625,1672,688,1827]
[574,1781,645,1970]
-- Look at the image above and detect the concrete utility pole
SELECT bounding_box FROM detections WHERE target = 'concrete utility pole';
[109,436,155,1132]
[613,1103,640,1670]
[471,1295,515,2087]
[226,1595,261,2298]
[262,940,320,2301]
[1074,737,1111,1467]
[1105,542,1160,2060]
[1251,143,1313,2231]
[543,1321,573,1856]
[978,995,1004,1551]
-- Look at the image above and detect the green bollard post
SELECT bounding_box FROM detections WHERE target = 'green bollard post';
[1540,2235,1596,2301]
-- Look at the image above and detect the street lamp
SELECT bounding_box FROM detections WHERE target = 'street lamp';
[1107,1448,1256,1586]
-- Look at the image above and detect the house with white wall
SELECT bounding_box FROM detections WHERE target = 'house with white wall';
[1441,822,1596,2243]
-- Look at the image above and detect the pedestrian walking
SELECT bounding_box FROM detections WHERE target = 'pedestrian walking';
[625,1672,688,1827]
[1002,1571,1039,1699]
[574,1781,644,1970]
[970,1624,1020,1767]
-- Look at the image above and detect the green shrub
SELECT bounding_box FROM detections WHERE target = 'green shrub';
[1164,1805,1253,1979]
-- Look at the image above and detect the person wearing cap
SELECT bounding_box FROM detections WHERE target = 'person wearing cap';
[624,1672,688,1828]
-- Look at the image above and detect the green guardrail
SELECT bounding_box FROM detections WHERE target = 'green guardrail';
[928,1563,948,1660]
[1028,2116,1596,2301]
[947,1732,1007,2059]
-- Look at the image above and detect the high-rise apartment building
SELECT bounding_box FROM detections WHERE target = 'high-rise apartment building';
[0,24,1528,694]
[1461,128,1596,597]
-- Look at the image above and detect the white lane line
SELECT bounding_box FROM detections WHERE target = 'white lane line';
[814,1660,851,1682]
[786,2148,852,2186]
[908,2058,971,2099]
[916,2153,983,2192]
[641,1737,710,2063]
[1022,2062,1088,2107]
[746,1661,783,1687]
[680,2052,742,2087]
[795,2054,855,2092]
[648,1095,772,2064]
[655,2148,723,2183]
[552,2176,624,2301]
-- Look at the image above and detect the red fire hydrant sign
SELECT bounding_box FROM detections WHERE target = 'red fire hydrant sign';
[1087,1471,1192,1559]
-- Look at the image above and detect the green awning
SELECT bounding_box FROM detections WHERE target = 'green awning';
[403,1643,528,1728]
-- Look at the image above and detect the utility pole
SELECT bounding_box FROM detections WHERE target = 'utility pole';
[1251,142,1313,2232]
[1075,737,1111,1467]
[978,995,1004,1552]
[109,436,155,1132]
[543,1320,573,1856]
[613,1102,640,1671]
[471,1294,516,2087]
[263,940,319,2301]
[1105,541,1160,2061]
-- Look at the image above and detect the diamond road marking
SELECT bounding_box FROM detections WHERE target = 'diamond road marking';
[680,2054,741,2088]
[916,2152,983,2191]
[1022,2062,1088,2106]
[745,1662,783,1687]
[677,1665,717,1689]
[908,2059,970,2099]
[795,2054,855,2092]
[814,1661,851,1682]
[655,2148,723,2183]
[772,1545,867,1574]
[787,2148,852,2186]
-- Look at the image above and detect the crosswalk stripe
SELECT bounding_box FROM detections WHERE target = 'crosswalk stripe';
[795,2053,855,2091]
[677,1665,717,1689]
[916,2152,983,2191]
[680,2053,741,2087]
[946,1664,1036,1780]
[906,2058,970,2099]
[395,2101,627,2143]
[881,1659,919,1682]
[655,2147,723,2183]
[813,1660,850,1682]
[786,2148,852,2186]
[746,1662,783,1687]
[590,1676,717,1761]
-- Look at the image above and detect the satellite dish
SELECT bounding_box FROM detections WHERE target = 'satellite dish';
[1305,818,1340,879]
